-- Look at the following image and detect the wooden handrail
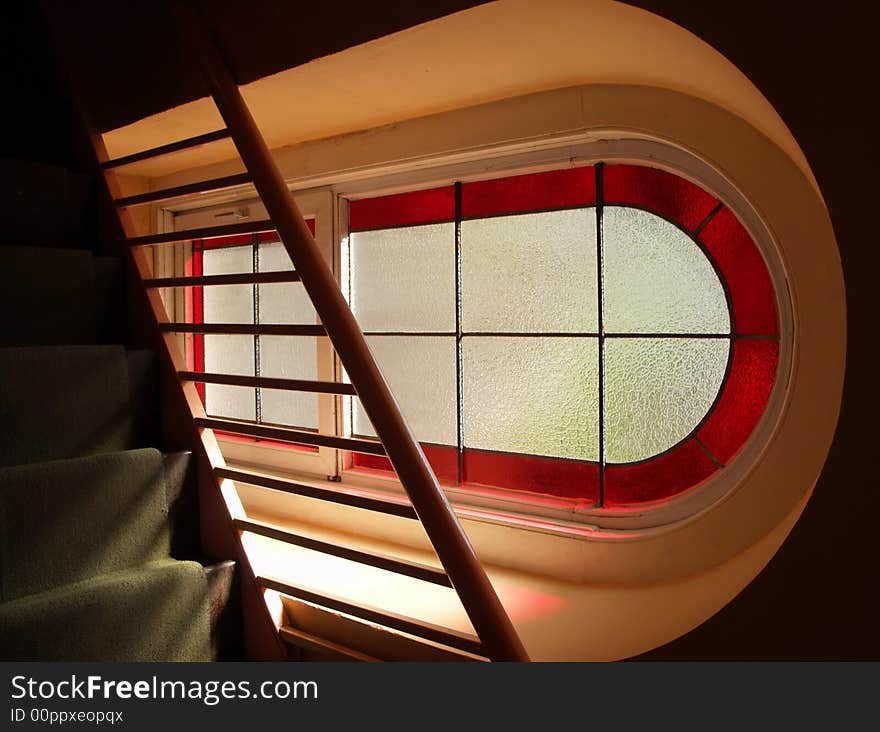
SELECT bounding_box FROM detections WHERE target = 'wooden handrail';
[176,4,529,661]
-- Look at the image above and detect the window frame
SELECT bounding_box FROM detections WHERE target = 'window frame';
[158,135,792,533]
[170,188,340,479]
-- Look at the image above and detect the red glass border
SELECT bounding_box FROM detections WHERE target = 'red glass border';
[461,166,596,219]
[604,439,719,506]
[352,444,458,485]
[699,207,778,335]
[350,186,455,232]
[603,164,719,233]
[697,339,779,465]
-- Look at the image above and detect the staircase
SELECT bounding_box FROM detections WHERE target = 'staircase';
[0,158,238,661]
[50,5,529,661]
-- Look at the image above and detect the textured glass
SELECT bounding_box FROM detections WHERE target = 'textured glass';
[202,246,253,325]
[697,340,778,464]
[350,223,455,332]
[203,334,255,421]
[259,336,318,430]
[462,337,599,461]
[257,240,293,273]
[604,338,729,463]
[353,336,457,446]
[602,207,729,334]
[461,209,598,333]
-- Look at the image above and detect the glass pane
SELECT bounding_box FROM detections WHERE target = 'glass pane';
[259,336,318,430]
[353,336,457,446]
[202,246,253,325]
[462,337,599,461]
[602,206,729,334]
[461,209,598,333]
[257,239,293,273]
[603,337,729,463]
[203,334,255,421]
[350,223,455,332]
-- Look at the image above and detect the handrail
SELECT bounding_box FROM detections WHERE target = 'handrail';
[176,4,529,661]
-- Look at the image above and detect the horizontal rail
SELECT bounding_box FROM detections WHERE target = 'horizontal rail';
[128,218,274,247]
[115,172,252,207]
[195,417,385,454]
[259,577,486,657]
[102,129,232,169]
[159,323,325,336]
[278,626,380,662]
[237,519,450,587]
[143,271,300,288]
[180,371,355,395]
[215,467,417,519]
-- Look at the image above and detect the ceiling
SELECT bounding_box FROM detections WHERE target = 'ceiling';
[40,0,488,133]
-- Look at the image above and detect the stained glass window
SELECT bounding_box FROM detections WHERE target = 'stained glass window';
[347,164,779,508]
[191,222,320,437]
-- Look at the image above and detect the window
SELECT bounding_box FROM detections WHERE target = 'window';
[344,163,779,512]
[171,156,781,526]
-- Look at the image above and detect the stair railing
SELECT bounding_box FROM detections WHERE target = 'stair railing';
[168,5,528,661]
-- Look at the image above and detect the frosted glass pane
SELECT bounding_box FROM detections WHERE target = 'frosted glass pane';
[203,246,254,325]
[259,336,318,430]
[203,245,251,275]
[350,223,455,332]
[258,282,316,324]
[258,240,293,273]
[461,209,598,332]
[462,337,599,461]
[353,336,457,446]
[602,207,729,334]
[203,334,255,421]
[604,338,729,463]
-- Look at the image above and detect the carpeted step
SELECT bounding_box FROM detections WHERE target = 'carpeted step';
[0,246,97,346]
[0,559,212,661]
[0,345,132,467]
[127,349,160,448]
[204,560,243,661]
[0,449,170,602]
[162,451,200,559]
[0,159,95,249]
[93,256,126,344]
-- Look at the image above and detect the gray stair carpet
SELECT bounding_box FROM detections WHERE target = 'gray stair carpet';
[0,449,170,601]
[0,560,212,662]
[0,345,132,467]
[0,246,97,346]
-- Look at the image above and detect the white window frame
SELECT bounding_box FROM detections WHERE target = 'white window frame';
[169,188,340,480]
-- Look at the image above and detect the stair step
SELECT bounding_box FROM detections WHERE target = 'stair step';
[196,417,383,454]
[0,449,170,602]
[127,349,161,448]
[103,129,231,169]
[93,256,125,344]
[0,159,92,248]
[204,560,243,661]
[0,560,212,662]
[216,467,417,519]
[279,626,379,662]
[258,576,485,657]
[0,345,133,468]
[236,518,450,586]
[0,246,96,346]
[163,451,200,559]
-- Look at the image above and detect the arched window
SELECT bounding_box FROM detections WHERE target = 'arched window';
[344,162,780,514]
